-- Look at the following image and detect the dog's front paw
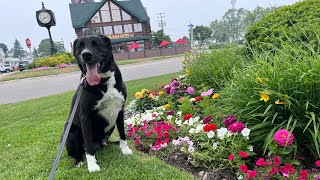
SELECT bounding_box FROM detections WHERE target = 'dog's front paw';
[86,153,101,172]
[119,140,133,155]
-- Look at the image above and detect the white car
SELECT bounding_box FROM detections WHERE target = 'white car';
[0,64,13,73]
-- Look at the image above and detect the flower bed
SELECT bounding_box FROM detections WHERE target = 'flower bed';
[124,69,320,179]
[29,64,76,71]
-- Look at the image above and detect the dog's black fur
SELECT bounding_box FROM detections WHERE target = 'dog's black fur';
[63,35,128,167]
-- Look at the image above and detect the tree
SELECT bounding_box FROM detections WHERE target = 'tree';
[210,20,230,43]
[193,25,213,48]
[37,38,66,57]
[243,6,279,32]
[13,39,26,59]
[0,43,8,54]
[222,8,248,42]
[33,47,38,58]
[151,30,171,48]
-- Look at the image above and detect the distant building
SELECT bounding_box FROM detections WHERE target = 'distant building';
[0,48,5,64]
[69,0,152,52]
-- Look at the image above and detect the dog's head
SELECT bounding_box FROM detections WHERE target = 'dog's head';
[73,35,114,86]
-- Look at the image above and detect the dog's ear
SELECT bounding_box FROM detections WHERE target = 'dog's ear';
[99,35,112,51]
[72,39,79,56]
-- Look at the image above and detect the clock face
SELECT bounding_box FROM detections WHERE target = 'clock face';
[38,12,51,24]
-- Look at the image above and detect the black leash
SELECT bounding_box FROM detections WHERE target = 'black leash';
[48,85,83,180]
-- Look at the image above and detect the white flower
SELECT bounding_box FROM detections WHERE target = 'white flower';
[193,116,200,122]
[167,115,173,120]
[183,120,189,125]
[207,131,215,138]
[188,118,194,126]
[176,120,182,126]
[164,85,170,88]
[188,146,194,153]
[172,140,181,145]
[195,124,204,133]
[189,98,196,102]
[177,111,182,117]
[217,127,228,139]
[226,131,233,137]
[189,128,195,134]
[248,146,253,152]
[212,142,218,150]
[237,175,243,180]
[241,128,250,138]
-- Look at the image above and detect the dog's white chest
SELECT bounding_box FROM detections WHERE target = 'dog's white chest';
[95,72,124,132]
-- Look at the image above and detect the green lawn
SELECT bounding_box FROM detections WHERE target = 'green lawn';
[0,55,182,82]
[0,72,195,179]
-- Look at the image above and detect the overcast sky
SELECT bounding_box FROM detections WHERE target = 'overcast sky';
[0,0,299,51]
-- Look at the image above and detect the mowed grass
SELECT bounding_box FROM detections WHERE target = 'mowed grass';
[0,72,195,179]
[0,55,182,82]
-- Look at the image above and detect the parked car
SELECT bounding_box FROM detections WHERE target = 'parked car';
[18,61,30,72]
[0,64,13,73]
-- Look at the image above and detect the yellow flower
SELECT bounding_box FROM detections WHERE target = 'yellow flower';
[185,68,190,76]
[212,93,220,99]
[184,51,190,57]
[257,77,263,84]
[141,89,150,95]
[275,100,284,105]
[163,104,170,109]
[158,91,164,96]
[135,92,142,100]
[260,91,269,102]
[148,94,155,100]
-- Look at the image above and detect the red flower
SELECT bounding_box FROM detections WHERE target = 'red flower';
[274,156,281,166]
[269,166,278,175]
[239,151,248,158]
[300,170,309,179]
[203,124,217,132]
[256,158,265,166]
[316,160,320,167]
[239,164,248,173]
[183,114,192,120]
[195,96,202,102]
[247,170,257,179]
[228,154,234,161]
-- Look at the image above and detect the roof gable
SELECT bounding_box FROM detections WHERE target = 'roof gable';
[69,0,149,29]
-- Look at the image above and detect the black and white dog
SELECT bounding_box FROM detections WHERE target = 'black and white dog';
[64,35,132,172]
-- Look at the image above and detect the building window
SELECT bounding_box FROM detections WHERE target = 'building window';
[103,26,113,35]
[110,2,121,21]
[114,25,123,34]
[91,12,101,23]
[123,24,133,33]
[122,10,131,21]
[101,3,111,22]
[133,23,142,32]
[83,27,103,36]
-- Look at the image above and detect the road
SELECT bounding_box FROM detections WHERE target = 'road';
[0,57,183,104]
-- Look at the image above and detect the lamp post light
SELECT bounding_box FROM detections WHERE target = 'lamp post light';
[36,2,57,55]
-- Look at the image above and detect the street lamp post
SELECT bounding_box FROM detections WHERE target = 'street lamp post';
[36,2,57,55]
[188,24,194,48]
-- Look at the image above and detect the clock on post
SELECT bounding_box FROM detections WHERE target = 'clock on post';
[36,2,57,55]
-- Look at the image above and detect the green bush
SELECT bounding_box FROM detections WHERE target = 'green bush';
[30,52,75,68]
[245,0,320,54]
[221,45,320,158]
[186,46,246,90]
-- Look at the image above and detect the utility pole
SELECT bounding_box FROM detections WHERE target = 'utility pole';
[188,24,194,48]
[157,13,166,36]
[231,0,236,9]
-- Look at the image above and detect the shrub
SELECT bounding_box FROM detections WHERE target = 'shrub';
[221,45,320,158]
[30,52,74,68]
[186,46,247,90]
[245,0,320,54]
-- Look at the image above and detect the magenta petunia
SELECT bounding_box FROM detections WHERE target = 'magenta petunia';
[224,116,237,126]
[202,116,212,124]
[187,87,195,94]
[273,129,294,147]
[228,122,245,133]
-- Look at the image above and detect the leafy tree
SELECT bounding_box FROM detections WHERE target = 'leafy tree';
[222,8,248,42]
[151,30,171,48]
[243,6,279,32]
[193,25,213,48]
[13,39,26,59]
[33,47,39,58]
[37,38,66,57]
[0,43,8,54]
[210,20,230,43]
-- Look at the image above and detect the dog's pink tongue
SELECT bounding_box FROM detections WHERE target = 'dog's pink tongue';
[86,64,101,86]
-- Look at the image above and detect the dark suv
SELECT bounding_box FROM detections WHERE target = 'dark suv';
[18,61,30,72]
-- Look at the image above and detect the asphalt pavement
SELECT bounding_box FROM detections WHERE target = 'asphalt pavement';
[0,57,183,104]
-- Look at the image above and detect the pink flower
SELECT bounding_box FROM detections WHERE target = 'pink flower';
[256,158,265,166]
[246,170,257,179]
[239,151,248,158]
[269,166,278,175]
[316,160,320,167]
[224,116,237,126]
[187,87,195,94]
[239,164,248,173]
[280,164,295,177]
[228,122,245,133]
[166,110,174,115]
[228,154,234,161]
[274,156,281,166]
[273,129,294,147]
[300,170,309,179]
[202,116,212,124]
[201,88,213,96]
